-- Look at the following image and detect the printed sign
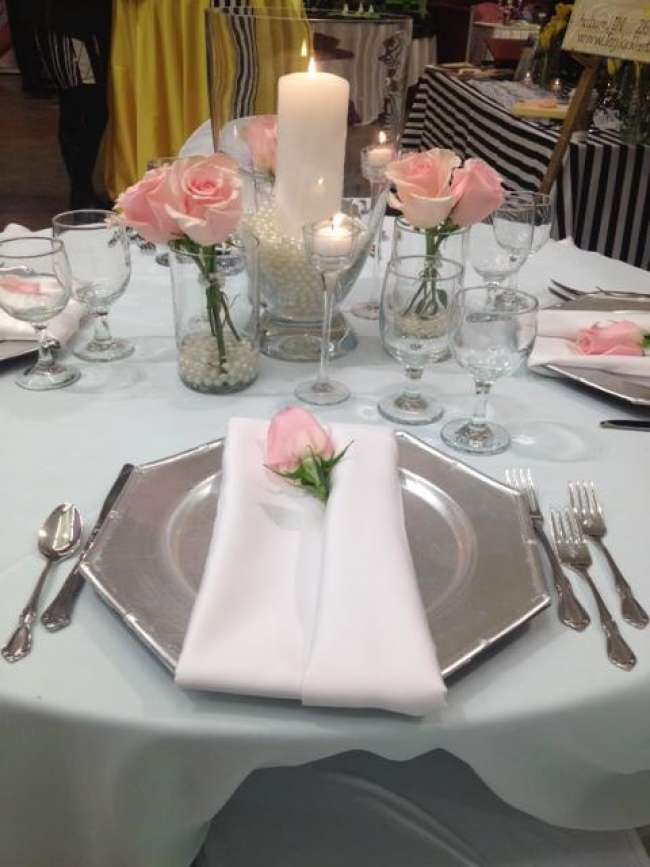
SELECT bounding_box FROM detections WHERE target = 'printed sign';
[562,0,650,63]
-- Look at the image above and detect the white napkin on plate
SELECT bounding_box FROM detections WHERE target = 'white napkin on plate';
[0,223,85,343]
[529,308,650,376]
[175,418,445,717]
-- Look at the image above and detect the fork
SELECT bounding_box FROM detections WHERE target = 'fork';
[505,469,590,631]
[550,510,636,671]
[569,482,648,629]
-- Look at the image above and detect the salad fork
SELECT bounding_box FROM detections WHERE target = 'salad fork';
[550,509,636,671]
[569,481,648,629]
[505,469,589,631]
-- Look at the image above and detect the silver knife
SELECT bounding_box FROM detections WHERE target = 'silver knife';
[40,464,135,632]
[600,419,650,431]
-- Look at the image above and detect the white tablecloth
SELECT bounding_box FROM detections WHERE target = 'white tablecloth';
[1,230,650,867]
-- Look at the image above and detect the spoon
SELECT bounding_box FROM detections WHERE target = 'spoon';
[2,504,82,663]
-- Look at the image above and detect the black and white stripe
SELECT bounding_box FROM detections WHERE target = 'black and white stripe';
[403,68,650,269]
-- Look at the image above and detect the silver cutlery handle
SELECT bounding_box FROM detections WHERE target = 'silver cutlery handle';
[40,566,84,632]
[574,567,637,671]
[2,561,52,663]
[596,539,649,629]
[535,528,590,631]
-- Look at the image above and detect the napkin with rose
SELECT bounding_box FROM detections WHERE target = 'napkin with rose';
[115,154,244,374]
[528,309,650,376]
[176,409,445,717]
[385,149,503,314]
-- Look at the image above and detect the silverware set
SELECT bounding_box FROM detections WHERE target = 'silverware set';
[506,468,646,671]
[1,463,134,663]
[548,278,650,303]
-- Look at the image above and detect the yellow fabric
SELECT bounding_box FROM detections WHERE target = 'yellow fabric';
[106,0,210,199]
[106,0,308,200]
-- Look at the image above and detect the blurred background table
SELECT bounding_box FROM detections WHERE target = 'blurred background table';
[402,67,650,269]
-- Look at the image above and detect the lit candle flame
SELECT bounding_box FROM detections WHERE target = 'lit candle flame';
[308,56,317,75]
[332,213,345,230]
[378,130,387,145]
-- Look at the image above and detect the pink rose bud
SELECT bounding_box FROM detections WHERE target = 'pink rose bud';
[385,149,461,229]
[266,407,335,474]
[116,165,180,245]
[0,275,43,294]
[243,115,278,174]
[576,321,645,356]
[449,158,504,227]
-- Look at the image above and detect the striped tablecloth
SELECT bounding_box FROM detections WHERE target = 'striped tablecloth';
[402,67,650,269]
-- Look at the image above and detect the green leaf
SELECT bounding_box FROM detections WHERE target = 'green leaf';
[643,334,650,350]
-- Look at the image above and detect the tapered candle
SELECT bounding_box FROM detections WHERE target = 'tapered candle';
[275,59,349,236]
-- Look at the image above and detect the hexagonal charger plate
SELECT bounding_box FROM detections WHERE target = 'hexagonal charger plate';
[81,432,549,680]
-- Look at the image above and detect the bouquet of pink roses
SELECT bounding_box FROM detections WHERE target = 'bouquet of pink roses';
[116,153,244,373]
[385,148,503,316]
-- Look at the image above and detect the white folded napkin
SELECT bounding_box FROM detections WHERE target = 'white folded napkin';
[529,309,650,377]
[0,223,85,343]
[175,418,445,717]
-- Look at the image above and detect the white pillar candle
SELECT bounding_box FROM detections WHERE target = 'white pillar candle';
[312,218,355,259]
[275,63,349,236]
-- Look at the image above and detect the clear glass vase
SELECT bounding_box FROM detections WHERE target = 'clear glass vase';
[168,237,259,394]
[391,218,468,280]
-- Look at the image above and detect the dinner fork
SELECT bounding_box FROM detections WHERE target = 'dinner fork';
[569,481,648,629]
[505,469,590,631]
[550,509,636,671]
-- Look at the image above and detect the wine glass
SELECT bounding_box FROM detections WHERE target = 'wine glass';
[0,236,80,390]
[378,256,463,425]
[440,286,538,455]
[350,136,394,320]
[295,214,364,406]
[52,210,133,362]
[503,191,552,254]
[464,201,533,287]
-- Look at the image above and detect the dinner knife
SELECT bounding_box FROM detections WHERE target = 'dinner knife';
[40,463,135,632]
[600,420,650,431]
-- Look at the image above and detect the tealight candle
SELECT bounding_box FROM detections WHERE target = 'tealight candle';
[366,143,395,169]
[312,216,354,259]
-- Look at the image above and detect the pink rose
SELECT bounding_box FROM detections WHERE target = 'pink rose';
[243,115,277,174]
[0,275,42,294]
[449,158,504,227]
[385,149,461,229]
[576,321,645,356]
[163,154,243,247]
[266,407,334,474]
[116,166,180,245]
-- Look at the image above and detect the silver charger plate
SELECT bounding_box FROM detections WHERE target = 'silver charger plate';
[81,432,549,681]
[546,364,650,407]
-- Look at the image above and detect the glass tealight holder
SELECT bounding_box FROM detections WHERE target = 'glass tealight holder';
[296,215,364,406]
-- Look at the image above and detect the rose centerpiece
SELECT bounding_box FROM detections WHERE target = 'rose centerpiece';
[385,149,503,340]
[117,154,260,394]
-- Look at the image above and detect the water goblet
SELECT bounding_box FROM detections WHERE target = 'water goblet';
[440,286,538,455]
[0,236,80,390]
[350,135,395,320]
[52,209,133,362]
[378,255,463,425]
[464,201,533,288]
[503,190,552,254]
[295,215,364,405]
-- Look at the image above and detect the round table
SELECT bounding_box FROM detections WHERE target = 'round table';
[1,226,650,867]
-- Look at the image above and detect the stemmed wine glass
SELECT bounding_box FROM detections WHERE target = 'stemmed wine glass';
[0,236,80,390]
[296,214,364,405]
[350,135,395,320]
[52,210,133,362]
[440,286,538,455]
[464,200,533,287]
[379,255,463,425]
[506,191,552,254]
